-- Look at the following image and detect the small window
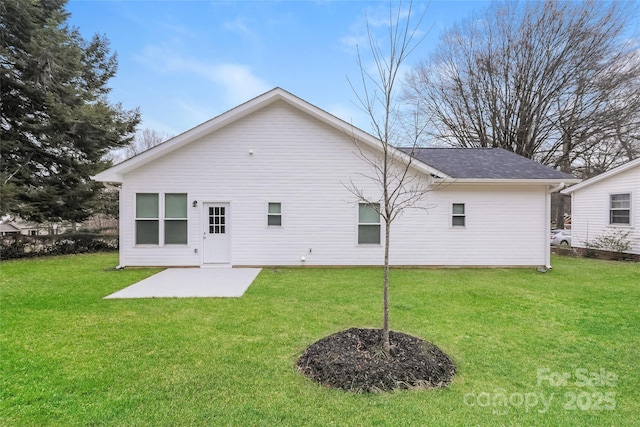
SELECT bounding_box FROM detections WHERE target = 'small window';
[358,203,381,244]
[268,203,282,226]
[136,193,159,244]
[610,194,630,225]
[452,203,465,227]
[164,193,187,244]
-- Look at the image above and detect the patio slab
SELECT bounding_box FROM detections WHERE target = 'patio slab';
[104,268,262,299]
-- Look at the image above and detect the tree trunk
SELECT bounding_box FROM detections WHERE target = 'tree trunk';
[382,219,391,354]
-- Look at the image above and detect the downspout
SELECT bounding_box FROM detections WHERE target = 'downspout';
[545,183,566,269]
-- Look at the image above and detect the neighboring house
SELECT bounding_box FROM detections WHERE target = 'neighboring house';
[0,221,21,236]
[93,88,578,268]
[561,158,640,256]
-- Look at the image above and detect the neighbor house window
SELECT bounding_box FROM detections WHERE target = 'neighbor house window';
[268,203,282,226]
[136,193,159,244]
[358,203,381,244]
[452,203,466,227]
[610,193,630,225]
[135,193,188,245]
[164,193,187,244]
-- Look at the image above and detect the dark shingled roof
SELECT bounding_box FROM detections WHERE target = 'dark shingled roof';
[402,148,575,180]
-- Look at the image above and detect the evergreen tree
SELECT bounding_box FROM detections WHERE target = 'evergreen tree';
[0,0,139,222]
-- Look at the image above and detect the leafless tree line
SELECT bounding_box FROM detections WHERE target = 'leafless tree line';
[405,0,640,177]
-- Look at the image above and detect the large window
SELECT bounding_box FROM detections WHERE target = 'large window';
[452,203,466,227]
[610,193,630,225]
[165,193,188,244]
[358,203,380,244]
[136,193,159,244]
[268,202,282,226]
[135,193,187,245]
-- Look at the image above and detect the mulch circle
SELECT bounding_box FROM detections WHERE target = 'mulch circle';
[296,327,456,393]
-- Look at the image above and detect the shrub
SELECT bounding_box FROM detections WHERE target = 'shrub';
[585,229,632,254]
[0,233,118,260]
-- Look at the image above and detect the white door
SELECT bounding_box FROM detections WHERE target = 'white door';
[203,203,230,264]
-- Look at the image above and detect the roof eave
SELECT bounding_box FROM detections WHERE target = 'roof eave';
[436,178,582,185]
[561,157,640,194]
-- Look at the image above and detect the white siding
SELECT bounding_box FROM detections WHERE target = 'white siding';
[118,100,549,267]
[570,166,640,254]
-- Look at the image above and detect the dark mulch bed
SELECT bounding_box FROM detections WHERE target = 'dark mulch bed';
[297,328,456,393]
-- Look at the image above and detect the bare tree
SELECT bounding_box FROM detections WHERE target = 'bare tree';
[347,1,430,354]
[405,0,640,168]
[124,128,173,158]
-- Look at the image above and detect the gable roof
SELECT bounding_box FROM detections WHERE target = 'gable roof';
[94,87,579,185]
[94,87,443,183]
[405,148,577,181]
[561,157,640,194]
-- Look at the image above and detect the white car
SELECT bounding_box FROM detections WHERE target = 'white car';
[550,230,572,247]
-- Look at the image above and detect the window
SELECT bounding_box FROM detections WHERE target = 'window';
[209,206,226,234]
[452,203,465,227]
[358,203,380,244]
[165,193,187,244]
[136,193,159,244]
[135,193,187,245]
[610,194,630,225]
[268,202,282,226]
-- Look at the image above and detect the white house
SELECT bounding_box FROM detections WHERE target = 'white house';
[561,158,640,257]
[94,88,578,268]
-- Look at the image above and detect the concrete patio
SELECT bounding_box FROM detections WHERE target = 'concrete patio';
[104,268,262,299]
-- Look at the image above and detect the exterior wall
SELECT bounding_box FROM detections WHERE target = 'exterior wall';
[118,100,550,267]
[570,166,639,255]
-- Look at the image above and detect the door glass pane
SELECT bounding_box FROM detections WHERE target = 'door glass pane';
[165,220,187,244]
[358,225,380,244]
[359,204,379,223]
[209,205,226,233]
[165,193,187,218]
[136,194,158,218]
[136,220,159,244]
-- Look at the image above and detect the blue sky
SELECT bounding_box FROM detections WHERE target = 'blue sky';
[66,0,490,137]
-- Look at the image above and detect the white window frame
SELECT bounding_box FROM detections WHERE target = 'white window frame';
[609,193,631,226]
[452,203,466,228]
[135,192,188,246]
[267,202,282,227]
[358,203,381,245]
[164,193,188,244]
[135,193,160,245]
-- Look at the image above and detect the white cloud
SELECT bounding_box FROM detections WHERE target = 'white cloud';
[210,63,271,105]
[136,45,271,106]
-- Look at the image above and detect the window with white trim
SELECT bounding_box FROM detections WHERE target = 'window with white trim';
[358,203,381,244]
[268,202,282,226]
[609,193,630,225]
[135,193,187,245]
[136,193,159,244]
[164,193,188,244]
[452,203,466,227]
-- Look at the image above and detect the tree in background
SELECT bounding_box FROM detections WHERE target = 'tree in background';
[124,128,172,158]
[406,0,640,172]
[0,0,140,223]
[105,128,173,164]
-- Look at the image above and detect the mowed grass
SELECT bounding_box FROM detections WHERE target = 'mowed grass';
[1,254,638,426]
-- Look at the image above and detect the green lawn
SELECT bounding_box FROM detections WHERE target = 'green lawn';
[1,254,638,426]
